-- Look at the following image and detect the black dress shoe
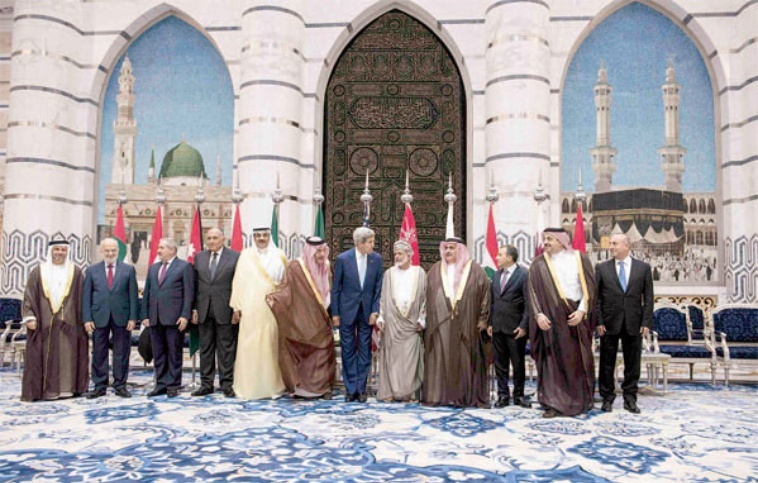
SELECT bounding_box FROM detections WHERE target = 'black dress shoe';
[191,387,214,397]
[222,388,235,398]
[514,397,530,408]
[358,393,368,403]
[494,396,509,408]
[167,389,179,398]
[624,401,641,414]
[147,388,167,398]
[114,387,132,398]
[601,400,613,412]
[86,388,107,399]
[345,393,355,402]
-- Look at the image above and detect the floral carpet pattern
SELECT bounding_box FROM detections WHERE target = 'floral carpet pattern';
[0,369,755,482]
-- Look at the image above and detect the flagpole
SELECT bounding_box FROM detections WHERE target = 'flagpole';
[360,168,372,227]
[400,169,420,266]
[313,185,325,238]
[231,173,244,250]
[444,174,456,240]
[271,171,283,248]
[533,169,548,259]
[187,175,206,391]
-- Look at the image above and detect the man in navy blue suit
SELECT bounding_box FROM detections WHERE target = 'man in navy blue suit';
[141,238,195,398]
[83,238,139,398]
[487,245,530,408]
[331,227,383,403]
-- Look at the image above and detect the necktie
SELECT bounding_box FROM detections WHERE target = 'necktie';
[210,252,219,279]
[158,262,168,284]
[618,261,627,292]
[500,269,509,293]
[107,264,114,289]
[358,254,366,289]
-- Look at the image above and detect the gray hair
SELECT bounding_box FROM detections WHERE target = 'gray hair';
[394,240,413,256]
[353,227,375,245]
[160,238,178,253]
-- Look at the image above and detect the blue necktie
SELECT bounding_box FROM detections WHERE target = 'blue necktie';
[618,261,627,292]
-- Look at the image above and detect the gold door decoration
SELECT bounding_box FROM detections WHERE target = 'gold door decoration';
[324,10,466,269]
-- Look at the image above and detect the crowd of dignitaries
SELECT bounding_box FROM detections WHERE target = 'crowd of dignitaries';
[20,226,653,419]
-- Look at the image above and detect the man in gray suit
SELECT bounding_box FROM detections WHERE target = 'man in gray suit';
[191,228,240,397]
[83,238,139,398]
[141,238,195,398]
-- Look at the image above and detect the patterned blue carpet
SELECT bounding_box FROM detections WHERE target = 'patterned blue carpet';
[0,368,755,482]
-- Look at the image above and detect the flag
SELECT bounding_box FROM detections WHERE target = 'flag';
[483,204,499,278]
[113,204,128,263]
[186,206,203,357]
[231,204,243,251]
[314,204,325,238]
[399,203,420,266]
[271,205,279,247]
[572,202,587,253]
[149,205,163,265]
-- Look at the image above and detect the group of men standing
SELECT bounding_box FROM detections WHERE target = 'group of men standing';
[20,225,653,420]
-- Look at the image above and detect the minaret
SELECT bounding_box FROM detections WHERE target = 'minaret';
[147,147,156,184]
[111,55,138,184]
[590,61,617,193]
[215,154,222,186]
[658,60,686,192]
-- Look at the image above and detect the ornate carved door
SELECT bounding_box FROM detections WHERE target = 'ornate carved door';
[324,10,466,269]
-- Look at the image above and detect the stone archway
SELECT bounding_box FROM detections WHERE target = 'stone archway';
[323,10,466,268]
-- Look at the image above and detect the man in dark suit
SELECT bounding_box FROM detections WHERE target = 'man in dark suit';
[191,228,239,398]
[595,233,654,414]
[141,238,195,398]
[487,245,530,408]
[83,238,139,398]
[331,226,383,403]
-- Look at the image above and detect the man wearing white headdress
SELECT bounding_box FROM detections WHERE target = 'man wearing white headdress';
[423,237,491,408]
[230,226,288,399]
[21,238,89,401]
[267,236,335,400]
[376,240,427,402]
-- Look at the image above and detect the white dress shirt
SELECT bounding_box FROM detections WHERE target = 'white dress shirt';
[549,250,586,311]
[615,255,632,287]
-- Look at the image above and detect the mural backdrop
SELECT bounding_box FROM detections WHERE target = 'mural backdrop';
[98,16,234,280]
[561,2,718,283]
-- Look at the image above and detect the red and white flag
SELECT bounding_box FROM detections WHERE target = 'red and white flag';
[231,204,244,251]
[572,203,587,253]
[483,204,499,278]
[399,203,420,266]
[187,206,203,264]
[149,205,163,265]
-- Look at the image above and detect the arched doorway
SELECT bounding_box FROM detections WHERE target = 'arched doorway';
[323,10,466,268]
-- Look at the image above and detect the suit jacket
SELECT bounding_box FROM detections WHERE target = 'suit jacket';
[488,264,529,334]
[194,248,239,324]
[140,257,195,326]
[595,257,654,336]
[331,248,383,323]
[82,261,139,328]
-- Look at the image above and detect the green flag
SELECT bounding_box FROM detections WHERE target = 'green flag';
[271,205,279,247]
[315,204,325,238]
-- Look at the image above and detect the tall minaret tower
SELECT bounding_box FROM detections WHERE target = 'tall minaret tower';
[147,147,156,184]
[590,61,617,193]
[658,60,686,192]
[111,55,138,184]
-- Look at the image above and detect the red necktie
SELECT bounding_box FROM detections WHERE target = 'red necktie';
[107,264,114,289]
[158,262,168,284]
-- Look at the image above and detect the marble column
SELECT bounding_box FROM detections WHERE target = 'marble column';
[484,0,551,258]
[237,0,306,256]
[1,1,93,296]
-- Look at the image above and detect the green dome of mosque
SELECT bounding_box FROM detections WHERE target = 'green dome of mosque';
[159,141,208,179]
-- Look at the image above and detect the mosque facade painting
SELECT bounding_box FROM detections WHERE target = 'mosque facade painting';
[560,3,718,284]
